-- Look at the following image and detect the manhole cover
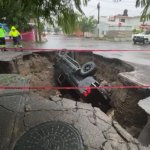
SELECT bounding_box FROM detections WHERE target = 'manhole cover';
[13,121,84,150]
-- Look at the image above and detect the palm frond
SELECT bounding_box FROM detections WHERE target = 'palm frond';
[136,0,147,7]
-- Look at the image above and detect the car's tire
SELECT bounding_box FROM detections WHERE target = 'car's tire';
[80,61,96,77]
[133,41,136,44]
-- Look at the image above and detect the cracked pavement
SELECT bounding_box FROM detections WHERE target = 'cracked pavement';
[0,74,150,150]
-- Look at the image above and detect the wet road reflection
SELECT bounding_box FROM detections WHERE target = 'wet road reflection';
[23,35,150,65]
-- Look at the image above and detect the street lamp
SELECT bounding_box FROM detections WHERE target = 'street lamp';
[97,2,100,24]
[97,2,100,37]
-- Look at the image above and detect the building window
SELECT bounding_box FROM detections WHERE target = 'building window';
[120,18,125,23]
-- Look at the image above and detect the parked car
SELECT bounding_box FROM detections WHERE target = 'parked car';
[132,31,150,44]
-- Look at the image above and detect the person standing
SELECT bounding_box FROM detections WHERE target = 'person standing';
[9,26,22,48]
[0,23,6,51]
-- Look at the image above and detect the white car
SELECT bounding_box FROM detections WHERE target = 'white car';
[132,31,150,44]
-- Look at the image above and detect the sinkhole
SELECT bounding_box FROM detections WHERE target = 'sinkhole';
[0,51,150,141]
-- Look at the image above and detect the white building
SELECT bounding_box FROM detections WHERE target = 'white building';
[97,15,150,39]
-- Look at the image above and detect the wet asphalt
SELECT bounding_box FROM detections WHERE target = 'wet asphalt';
[16,34,150,66]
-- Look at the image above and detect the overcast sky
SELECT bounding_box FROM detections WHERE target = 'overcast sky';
[82,0,144,18]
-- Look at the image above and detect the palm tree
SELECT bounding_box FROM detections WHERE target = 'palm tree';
[136,0,150,22]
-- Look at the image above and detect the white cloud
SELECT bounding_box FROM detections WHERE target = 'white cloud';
[82,0,143,18]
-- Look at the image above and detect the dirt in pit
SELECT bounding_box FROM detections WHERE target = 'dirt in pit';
[75,52,150,137]
[3,52,150,138]
[15,53,60,98]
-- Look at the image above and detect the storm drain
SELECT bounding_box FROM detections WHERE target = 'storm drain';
[13,121,84,150]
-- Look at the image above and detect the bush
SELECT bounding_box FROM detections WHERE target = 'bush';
[132,29,143,34]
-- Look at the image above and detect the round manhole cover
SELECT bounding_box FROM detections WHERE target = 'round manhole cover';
[13,121,84,150]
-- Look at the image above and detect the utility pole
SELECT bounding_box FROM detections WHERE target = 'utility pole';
[97,2,100,37]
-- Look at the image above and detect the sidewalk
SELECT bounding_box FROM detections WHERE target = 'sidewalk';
[0,74,149,150]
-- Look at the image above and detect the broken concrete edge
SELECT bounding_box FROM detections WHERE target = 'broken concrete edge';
[0,51,150,149]
[93,52,150,88]
[0,85,149,149]
[0,74,30,96]
[138,117,150,147]
[25,94,139,141]
[119,66,150,113]
[21,94,150,149]
[138,97,150,147]
[1,51,150,88]
[52,95,150,149]
[138,97,150,115]
[118,62,150,87]
[0,51,32,62]
[94,53,150,105]
[1,51,149,88]
[117,61,150,112]
[93,53,134,71]
[119,71,150,89]
[112,120,139,144]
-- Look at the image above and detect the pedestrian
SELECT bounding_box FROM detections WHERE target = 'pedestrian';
[0,23,6,51]
[9,26,22,48]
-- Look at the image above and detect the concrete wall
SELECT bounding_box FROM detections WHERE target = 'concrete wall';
[97,22,109,37]
[106,30,132,38]
[108,26,132,31]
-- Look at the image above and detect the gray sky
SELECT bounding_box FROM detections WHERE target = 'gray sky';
[82,0,144,18]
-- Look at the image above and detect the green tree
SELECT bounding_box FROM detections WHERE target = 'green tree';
[20,0,89,34]
[0,0,89,41]
[78,16,97,37]
[136,0,150,22]
[132,28,143,34]
[0,0,31,31]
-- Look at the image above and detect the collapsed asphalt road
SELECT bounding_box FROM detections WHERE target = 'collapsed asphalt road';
[0,50,150,149]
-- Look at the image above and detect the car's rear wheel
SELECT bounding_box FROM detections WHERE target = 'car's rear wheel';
[80,61,96,77]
